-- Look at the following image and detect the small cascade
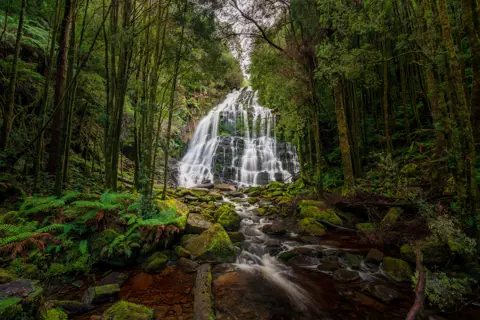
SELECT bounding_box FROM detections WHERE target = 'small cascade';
[178,87,299,188]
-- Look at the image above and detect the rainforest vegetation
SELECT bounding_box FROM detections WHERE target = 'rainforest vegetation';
[0,0,480,319]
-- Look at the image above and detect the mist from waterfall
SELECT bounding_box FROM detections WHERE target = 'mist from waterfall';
[178,87,299,188]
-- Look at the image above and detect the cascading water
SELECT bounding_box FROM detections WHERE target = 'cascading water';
[178,87,299,188]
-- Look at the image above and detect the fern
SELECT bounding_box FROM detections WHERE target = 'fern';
[71,200,117,211]
[60,191,82,203]
[24,199,65,214]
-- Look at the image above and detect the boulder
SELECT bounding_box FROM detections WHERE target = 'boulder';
[39,307,68,320]
[103,301,154,320]
[214,204,241,231]
[365,249,384,265]
[317,257,341,272]
[381,257,412,281]
[277,247,318,261]
[299,206,342,225]
[368,285,399,303]
[195,183,215,190]
[186,214,213,234]
[333,269,361,282]
[261,223,287,235]
[341,253,362,269]
[287,255,320,267]
[208,192,223,200]
[174,246,191,259]
[298,218,326,236]
[381,207,403,227]
[0,279,43,318]
[82,284,120,305]
[227,232,246,243]
[99,272,128,287]
[144,252,169,273]
[185,224,236,263]
[178,258,199,273]
[0,269,17,284]
[215,184,236,192]
[155,198,190,231]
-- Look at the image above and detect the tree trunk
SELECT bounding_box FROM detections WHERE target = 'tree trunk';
[334,79,355,189]
[46,0,73,174]
[383,44,393,155]
[0,0,26,150]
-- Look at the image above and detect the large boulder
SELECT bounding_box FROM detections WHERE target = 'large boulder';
[381,257,412,281]
[365,249,384,265]
[185,224,236,263]
[299,206,342,225]
[261,223,287,235]
[0,279,44,318]
[186,214,213,234]
[103,301,154,320]
[297,218,326,236]
[214,204,241,231]
[333,269,360,282]
[82,284,120,305]
[155,198,190,231]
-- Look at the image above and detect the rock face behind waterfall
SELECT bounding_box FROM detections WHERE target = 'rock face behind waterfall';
[178,88,299,188]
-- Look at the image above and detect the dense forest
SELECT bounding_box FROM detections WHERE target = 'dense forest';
[0,0,480,319]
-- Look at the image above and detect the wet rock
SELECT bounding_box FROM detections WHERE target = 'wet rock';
[322,248,342,256]
[185,223,236,263]
[256,171,270,185]
[230,192,244,198]
[227,232,246,243]
[215,184,236,192]
[82,284,120,304]
[144,252,169,273]
[333,269,361,282]
[299,236,321,244]
[298,218,326,236]
[174,246,191,259]
[44,300,94,316]
[288,255,320,266]
[381,207,403,227]
[0,279,43,318]
[351,291,387,311]
[195,183,215,190]
[317,257,340,272]
[299,206,342,225]
[365,249,384,265]
[341,253,362,269]
[39,307,68,320]
[277,247,318,261]
[99,272,129,286]
[155,198,189,231]
[215,204,241,231]
[184,195,199,202]
[178,258,199,273]
[186,214,213,234]
[381,257,412,281]
[208,192,223,200]
[194,264,214,320]
[103,301,154,320]
[0,269,16,284]
[261,223,287,235]
[368,284,400,303]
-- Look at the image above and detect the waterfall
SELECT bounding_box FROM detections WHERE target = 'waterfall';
[178,87,299,188]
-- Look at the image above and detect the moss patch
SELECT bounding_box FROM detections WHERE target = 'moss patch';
[185,223,235,262]
[356,222,378,232]
[103,301,154,320]
[145,252,169,273]
[214,204,241,231]
[0,269,17,284]
[39,307,68,320]
[155,198,190,231]
[298,218,326,236]
[381,257,412,281]
[381,207,403,227]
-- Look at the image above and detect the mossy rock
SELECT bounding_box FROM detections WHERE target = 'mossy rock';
[144,252,169,273]
[227,232,246,243]
[89,229,138,267]
[400,241,451,266]
[208,192,223,201]
[247,197,259,204]
[155,198,190,231]
[381,207,403,227]
[174,246,191,259]
[39,307,68,320]
[214,204,241,231]
[267,181,286,190]
[44,300,94,316]
[381,257,412,281]
[356,222,378,232]
[297,199,325,208]
[298,218,326,236]
[185,223,236,262]
[0,279,44,318]
[82,284,120,305]
[299,206,342,225]
[341,253,362,269]
[103,301,154,320]
[0,269,17,284]
[180,234,197,246]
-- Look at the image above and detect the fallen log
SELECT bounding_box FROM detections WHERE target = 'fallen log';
[193,264,215,320]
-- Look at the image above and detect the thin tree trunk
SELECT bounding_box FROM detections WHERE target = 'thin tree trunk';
[0,0,26,150]
[383,42,393,155]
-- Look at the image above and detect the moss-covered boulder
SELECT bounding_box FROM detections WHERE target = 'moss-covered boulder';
[297,199,325,208]
[103,301,154,320]
[0,269,17,284]
[0,279,44,318]
[356,222,378,232]
[227,232,246,243]
[381,207,403,227]
[185,223,236,262]
[400,241,451,266]
[155,198,190,231]
[144,252,169,273]
[381,257,412,281]
[341,253,362,269]
[82,284,120,305]
[267,181,286,190]
[214,204,241,231]
[89,229,138,266]
[39,307,68,320]
[299,206,342,225]
[365,249,384,265]
[298,218,326,236]
[174,246,191,259]
[186,214,213,234]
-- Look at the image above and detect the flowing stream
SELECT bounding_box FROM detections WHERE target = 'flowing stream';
[178,88,299,188]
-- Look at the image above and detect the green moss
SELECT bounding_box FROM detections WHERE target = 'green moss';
[381,257,412,281]
[267,181,285,190]
[39,307,68,320]
[400,241,451,266]
[181,234,197,246]
[0,268,17,284]
[0,297,22,312]
[298,218,326,236]
[381,207,403,227]
[356,222,378,232]
[145,252,169,273]
[214,204,241,231]
[297,199,325,208]
[174,246,191,258]
[103,301,153,320]
[96,284,120,296]
[299,206,342,225]
[155,198,190,231]
[185,223,235,262]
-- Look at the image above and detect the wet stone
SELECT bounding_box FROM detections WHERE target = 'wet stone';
[99,272,128,286]
[368,284,400,303]
[261,223,287,235]
[317,261,340,272]
[287,255,320,267]
[322,248,342,256]
[178,258,199,274]
[341,253,362,269]
[333,269,361,282]
[365,248,384,265]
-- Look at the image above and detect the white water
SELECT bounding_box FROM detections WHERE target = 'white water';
[178,88,299,188]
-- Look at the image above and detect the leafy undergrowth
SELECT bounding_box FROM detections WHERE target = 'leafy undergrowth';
[0,190,183,281]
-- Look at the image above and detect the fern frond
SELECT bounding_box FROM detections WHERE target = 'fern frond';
[0,224,22,235]
[60,191,82,203]
[79,240,88,255]
[71,201,116,211]
[24,199,65,214]
[36,224,64,233]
